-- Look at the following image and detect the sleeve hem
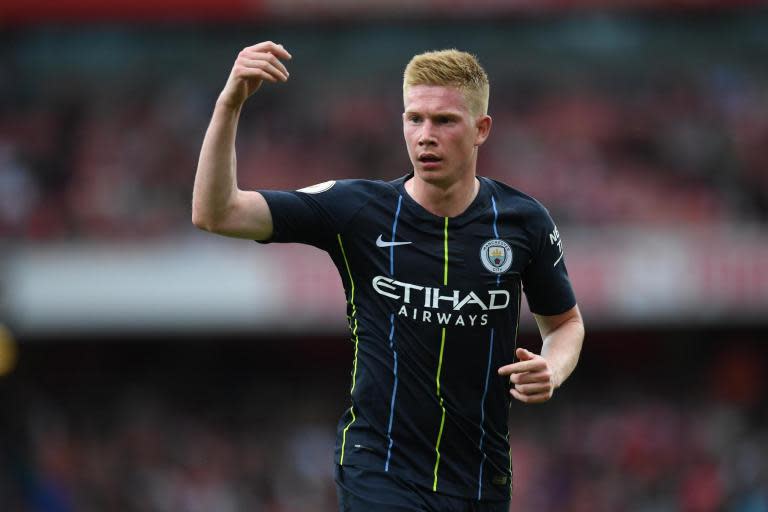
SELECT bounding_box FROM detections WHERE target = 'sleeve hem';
[528,300,577,317]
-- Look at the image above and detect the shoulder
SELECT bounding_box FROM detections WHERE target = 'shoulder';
[481,176,554,227]
[292,178,401,228]
[297,178,397,201]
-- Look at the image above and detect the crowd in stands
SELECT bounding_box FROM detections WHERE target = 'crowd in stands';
[1,354,766,512]
[1,35,767,241]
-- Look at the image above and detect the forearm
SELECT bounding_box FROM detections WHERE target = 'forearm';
[540,316,584,388]
[192,101,243,230]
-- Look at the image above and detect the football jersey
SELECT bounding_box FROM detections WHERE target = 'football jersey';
[258,173,576,501]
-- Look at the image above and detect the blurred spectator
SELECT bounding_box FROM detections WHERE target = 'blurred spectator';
[2,22,768,242]
[2,372,765,512]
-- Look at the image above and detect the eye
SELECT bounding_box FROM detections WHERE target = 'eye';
[407,114,422,123]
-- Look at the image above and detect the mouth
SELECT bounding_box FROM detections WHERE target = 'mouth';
[418,154,443,167]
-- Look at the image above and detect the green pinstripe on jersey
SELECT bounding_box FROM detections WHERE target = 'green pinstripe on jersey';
[338,233,359,465]
[432,217,450,491]
[443,216,449,285]
[432,327,447,491]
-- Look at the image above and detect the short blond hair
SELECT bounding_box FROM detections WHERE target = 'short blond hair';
[403,49,490,117]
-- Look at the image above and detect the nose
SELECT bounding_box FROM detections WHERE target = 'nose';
[418,120,436,147]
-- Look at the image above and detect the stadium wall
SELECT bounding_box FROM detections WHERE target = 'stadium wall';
[3,227,766,336]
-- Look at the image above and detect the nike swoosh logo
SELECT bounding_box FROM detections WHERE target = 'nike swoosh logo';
[376,235,412,248]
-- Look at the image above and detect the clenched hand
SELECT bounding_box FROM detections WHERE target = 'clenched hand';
[498,348,559,404]
[218,41,292,109]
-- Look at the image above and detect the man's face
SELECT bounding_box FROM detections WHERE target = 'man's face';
[403,85,490,187]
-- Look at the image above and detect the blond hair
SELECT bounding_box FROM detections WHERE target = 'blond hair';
[403,49,490,117]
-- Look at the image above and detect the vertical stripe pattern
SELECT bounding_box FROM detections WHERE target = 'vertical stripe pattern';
[389,195,403,276]
[514,279,522,348]
[477,328,495,500]
[384,195,403,471]
[385,313,398,471]
[508,280,523,485]
[433,327,447,491]
[337,234,359,465]
[478,198,501,499]
[491,195,501,286]
[433,216,449,491]
[443,216,449,285]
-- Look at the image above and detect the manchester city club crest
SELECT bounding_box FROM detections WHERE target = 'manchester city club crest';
[480,239,513,274]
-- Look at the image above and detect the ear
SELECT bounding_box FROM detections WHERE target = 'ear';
[474,115,492,147]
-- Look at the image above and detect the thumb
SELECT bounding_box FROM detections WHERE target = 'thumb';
[516,347,535,361]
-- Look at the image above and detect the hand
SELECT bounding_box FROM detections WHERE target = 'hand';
[497,348,558,404]
[218,41,292,109]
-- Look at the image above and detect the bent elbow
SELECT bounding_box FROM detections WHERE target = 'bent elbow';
[191,208,215,232]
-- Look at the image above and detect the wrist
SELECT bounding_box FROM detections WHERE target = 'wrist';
[552,367,563,389]
[544,357,563,389]
[214,95,245,114]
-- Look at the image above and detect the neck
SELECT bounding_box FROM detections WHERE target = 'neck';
[405,172,480,218]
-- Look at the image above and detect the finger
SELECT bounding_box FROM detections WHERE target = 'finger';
[515,382,551,395]
[516,347,535,360]
[233,65,278,83]
[267,54,290,78]
[239,58,289,82]
[509,370,551,385]
[234,59,286,83]
[498,358,546,376]
[246,42,292,61]
[510,388,551,404]
[241,51,291,78]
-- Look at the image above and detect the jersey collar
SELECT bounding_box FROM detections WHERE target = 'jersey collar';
[392,172,492,225]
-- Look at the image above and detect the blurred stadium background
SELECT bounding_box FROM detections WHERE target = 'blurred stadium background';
[1,1,767,510]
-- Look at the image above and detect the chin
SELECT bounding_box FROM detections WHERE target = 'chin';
[414,166,441,178]
[414,168,454,187]
[414,170,453,188]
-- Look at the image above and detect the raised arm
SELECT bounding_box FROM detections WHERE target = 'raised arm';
[192,41,292,240]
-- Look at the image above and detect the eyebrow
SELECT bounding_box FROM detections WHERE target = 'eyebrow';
[404,110,462,118]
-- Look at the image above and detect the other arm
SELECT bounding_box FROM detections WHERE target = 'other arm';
[498,304,584,404]
[192,41,292,240]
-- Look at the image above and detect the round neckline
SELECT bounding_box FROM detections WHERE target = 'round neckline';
[395,173,491,222]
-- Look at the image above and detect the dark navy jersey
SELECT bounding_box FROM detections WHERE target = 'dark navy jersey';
[258,174,576,502]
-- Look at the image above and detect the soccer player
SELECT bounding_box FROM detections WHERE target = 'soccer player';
[193,41,584,512]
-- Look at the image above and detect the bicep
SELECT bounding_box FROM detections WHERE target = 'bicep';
[534,304,583,339]
[210,190,274,240]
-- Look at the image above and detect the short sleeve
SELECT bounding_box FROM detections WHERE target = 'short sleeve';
[521,207,577,316]
[257,179,372,250]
